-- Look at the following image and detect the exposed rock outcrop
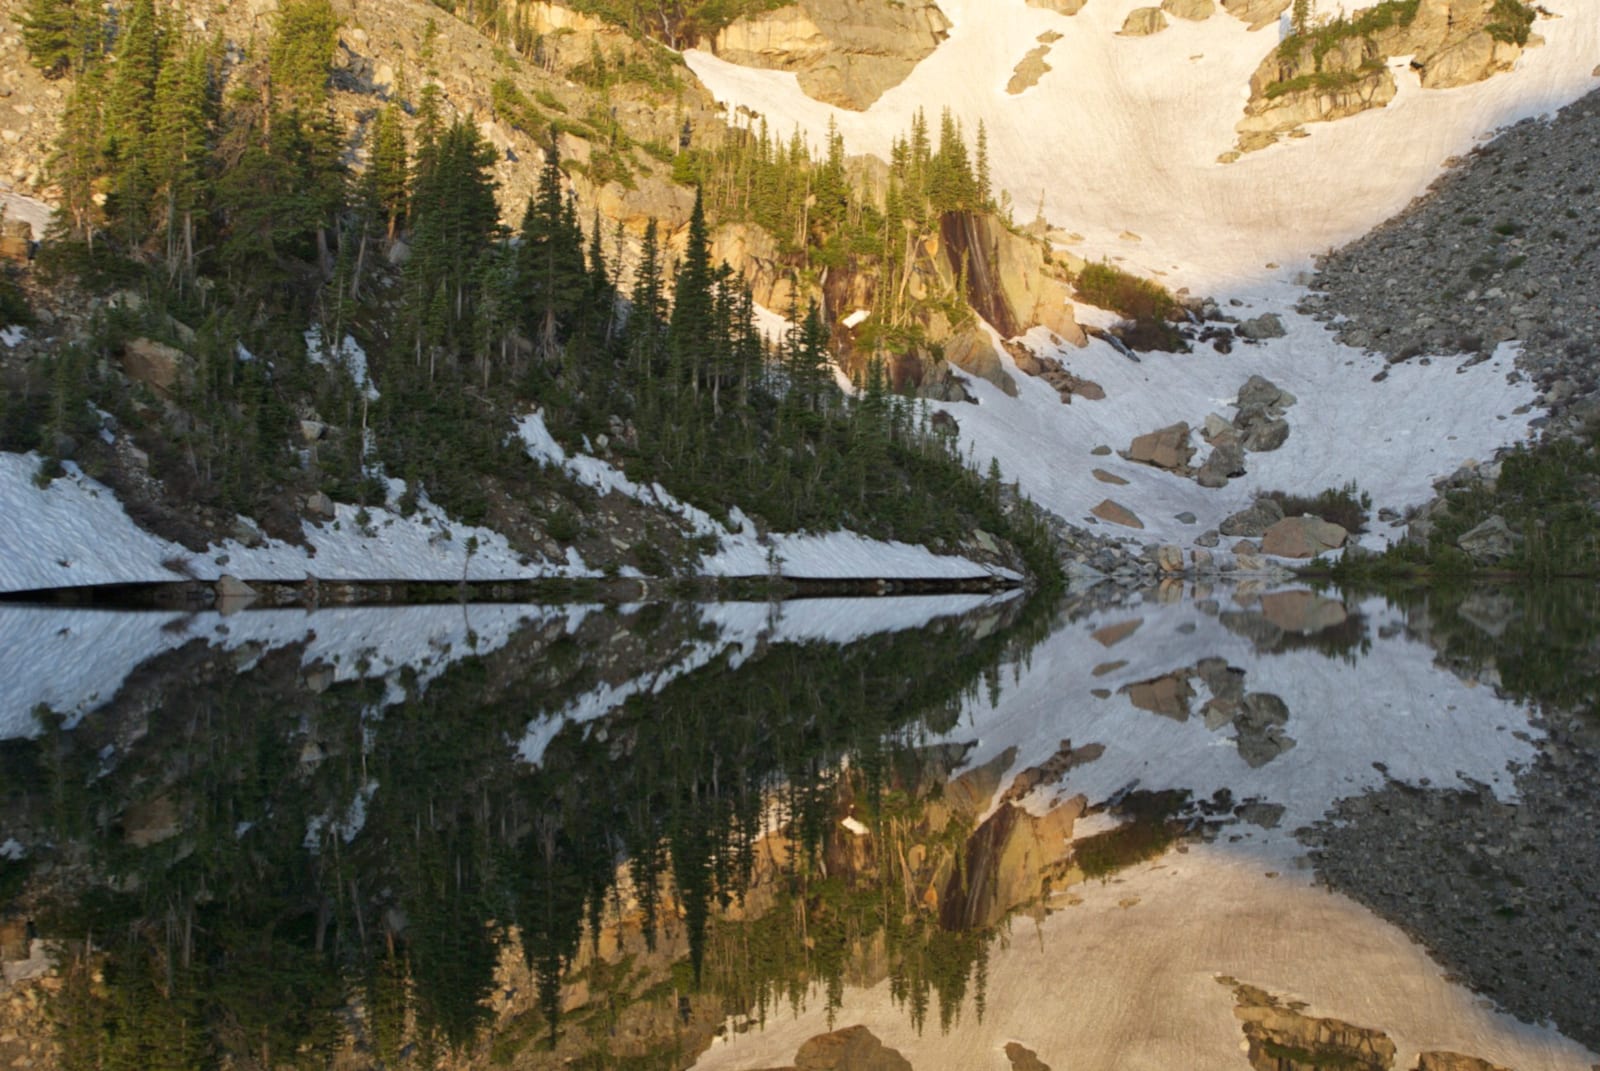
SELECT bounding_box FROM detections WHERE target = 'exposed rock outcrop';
[1162,0,1216,20]
[1119,7,1170,35]
[944,326,1018,396]
[1234,0,1541,153]
[711,0,953,110]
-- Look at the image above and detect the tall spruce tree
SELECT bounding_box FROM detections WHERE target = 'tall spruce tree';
[18,0,97,78]
[151,43,213,275]
[667,189,714,397]
[104,0,165,247]
[363,104,410,242]
[516,144,588,363]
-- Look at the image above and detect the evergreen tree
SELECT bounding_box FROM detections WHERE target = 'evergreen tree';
[625,219,668,381]
[50,66,106,246]
[268,0,339,114]
[103,0,166,247]
[1291,0,1313,35]
[406,120,501,376]
[363,103,410,242]
[667,189,714,396]
[516,145,588,363]
[151,43,214,275]
[18,0,97,78]
[976,119,992,210]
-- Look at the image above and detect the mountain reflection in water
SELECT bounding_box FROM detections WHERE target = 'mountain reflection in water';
[0,584,1596,1070]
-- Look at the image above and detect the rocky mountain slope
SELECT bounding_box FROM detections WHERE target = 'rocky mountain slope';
[1302,86,1600,438]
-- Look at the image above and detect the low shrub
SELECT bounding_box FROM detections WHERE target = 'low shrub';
[1258,481,1372,533]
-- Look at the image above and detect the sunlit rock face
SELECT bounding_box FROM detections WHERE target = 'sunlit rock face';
[710,0,952,109]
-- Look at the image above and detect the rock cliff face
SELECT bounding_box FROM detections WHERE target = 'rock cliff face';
[710,0,952,110]
[1232,0,1540,154]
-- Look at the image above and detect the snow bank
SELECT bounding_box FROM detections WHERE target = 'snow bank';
[515,411,1018,580]
[0,450,596,594]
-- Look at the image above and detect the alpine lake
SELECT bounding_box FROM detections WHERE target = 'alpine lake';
[1,581,1598,1071]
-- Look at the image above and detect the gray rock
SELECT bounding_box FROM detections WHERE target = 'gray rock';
[1197,440,1247,486]
[1237,374,1296,410]
[1456,514,1519,564]
[230,518,266,548]
[1237,313,1287,340]
[305,492,337,522]
[1220,497,1285,537]
[1243,417,1290,452]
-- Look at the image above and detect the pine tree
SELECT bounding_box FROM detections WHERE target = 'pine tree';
[103,0,166,247]
[626,220,668,381]
[363,103,409,241]
[51,66,106,246]
[1291,0,1313,35]
[411,83,445,194]
[151,43,214,275]
[667,189,714,397]
[976,119,992,210]
[407,119,501,375]
[516,144,588,363]
[18,0,97,78]
[269,0,339,114]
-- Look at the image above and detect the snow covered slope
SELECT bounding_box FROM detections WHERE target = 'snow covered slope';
[688,0,1599,292]
[0,442,1008,593]
[934,311,1539,549]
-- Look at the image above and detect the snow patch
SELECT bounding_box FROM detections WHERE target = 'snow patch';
[305,326,379,401]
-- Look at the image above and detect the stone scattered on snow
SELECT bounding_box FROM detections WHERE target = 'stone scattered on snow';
[1123,422,1194,471]
[1092,498,1144,529]
[1260,514,1348,558]
[1237,313,1287,340]
[1220,498,1285,538]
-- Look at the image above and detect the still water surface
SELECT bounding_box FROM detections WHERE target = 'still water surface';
[0,585,1596,1070]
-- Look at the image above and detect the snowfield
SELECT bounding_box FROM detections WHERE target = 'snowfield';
[687,0,1600,293]
[934,311,1540,550]
[680,0,1593,555]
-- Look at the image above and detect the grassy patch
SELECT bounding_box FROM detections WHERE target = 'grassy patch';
[1073,261,1186,351]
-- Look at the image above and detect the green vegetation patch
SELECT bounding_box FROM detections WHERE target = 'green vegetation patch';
[1259,482,1372,533]
[1485,0,1536,45]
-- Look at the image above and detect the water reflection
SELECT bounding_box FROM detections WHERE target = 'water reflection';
[0,584,1596,1070]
